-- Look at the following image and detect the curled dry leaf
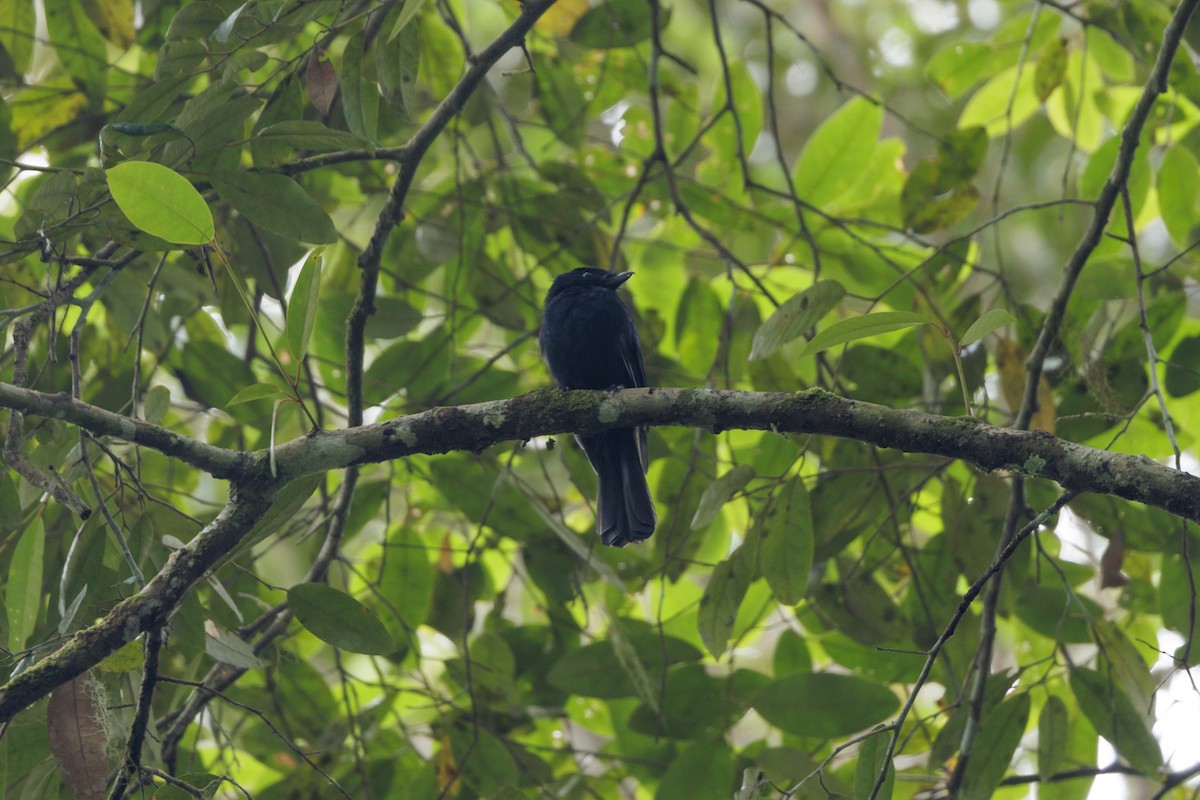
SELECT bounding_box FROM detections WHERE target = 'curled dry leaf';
[47,673,109,800]
[1100,530,1130,588]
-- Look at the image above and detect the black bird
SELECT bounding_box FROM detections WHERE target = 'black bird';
[540,268,656,547]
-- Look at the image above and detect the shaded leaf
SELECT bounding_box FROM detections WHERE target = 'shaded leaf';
[209,171,336,244]
[289,582,397,655]
[547,634,702,698]
[853,731,894,800]
[6,517,44,652]
[204,620,266,669]
[752,672,900,738]
[286,248,323,361]
[698,546,755,657]
[1038,695,1069,780]
[759,477,813,605]
[253,120,371,152]
[571,0,668,48]
[959,693,1030,800]
[1069,666,1162,774]
[691,464,755,530]
[656,741,733,800]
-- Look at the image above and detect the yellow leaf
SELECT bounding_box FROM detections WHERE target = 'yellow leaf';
[10,84,88,149]
[434,735,460,796]
[995,339,1056,433]
[536,0,590,36]
[97,638,144,672]
[82,0,135,48]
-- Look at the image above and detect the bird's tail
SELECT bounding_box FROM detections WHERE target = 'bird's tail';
[593,429,656,547]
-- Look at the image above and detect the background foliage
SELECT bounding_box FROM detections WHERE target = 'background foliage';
[2,0,1200,798]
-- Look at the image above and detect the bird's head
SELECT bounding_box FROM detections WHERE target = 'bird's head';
[547,268,634,299]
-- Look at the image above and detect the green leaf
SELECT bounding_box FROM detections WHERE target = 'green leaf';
[237,474,323,553]
[759,477,813,605]
[378,527,434,630]
[205,622,266,669]
[749,280,845,360]
[656,741,733,800]
[1035,37,1068,101]
[853,731,894,800]
[7,518,44,652]
[0,0,36,74]
[339,32,378,141]
[1038,695,1069,780]
[1166,335,1200,398]
[1069,666,1162,774]
[1092,619,1156,715]
[901,159,980,232]
[691,464,755,530]
[252,120,371,152]
[106,161,215,245]
[959,64,1040,136]
[959,693,1030,800]
[628,664,758,739]
[547,634,702,698]
[45,0,107,99]
[571,0,668,49]
[209,171,336,244]
[142,384,171,424]
[288,583,396,655]
[751,672,900,738]
[959,309,1016,348]
[286,249,323,361]
[225,383,288,407]
[797,312,931,358]
[1158,147,1200,249]
[386,0,432,43]
[794,97,883,208]
[697,546,754,657]
[377,12,421,115]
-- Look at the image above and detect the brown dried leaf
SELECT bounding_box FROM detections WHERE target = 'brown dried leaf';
[306,48,338,116]
[47,674,109,800]
[1100,531,1130,588]
[995,338,1056,433]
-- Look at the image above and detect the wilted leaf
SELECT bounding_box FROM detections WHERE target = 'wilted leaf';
[306,47,337,115]
[48,674,108,800]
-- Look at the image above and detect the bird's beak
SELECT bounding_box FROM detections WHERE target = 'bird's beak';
[611,271,634,287]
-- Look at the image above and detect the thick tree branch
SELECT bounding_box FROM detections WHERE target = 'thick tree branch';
[3,384,1200,524]
[0,383,247,479]
[259,388,1200,522]
[5,385,1200,727]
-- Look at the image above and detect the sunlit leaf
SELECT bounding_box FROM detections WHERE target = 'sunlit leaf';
[797,312,931,359]
[959,309,1016,348]
[106,161,214,245]
[749,280,845,360]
